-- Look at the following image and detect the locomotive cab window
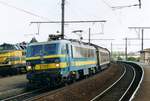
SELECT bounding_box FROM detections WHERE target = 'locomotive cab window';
[26,43,59,57]
[44,44,58,55]
[61,44,67,54]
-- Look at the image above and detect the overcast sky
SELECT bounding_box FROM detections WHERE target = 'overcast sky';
[0,0,150,52]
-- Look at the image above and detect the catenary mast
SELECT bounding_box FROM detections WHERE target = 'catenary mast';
[61,0,65,39]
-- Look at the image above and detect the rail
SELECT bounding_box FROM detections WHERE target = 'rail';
[91,61,144,101]
[119,64,136,101]
[90,64,126,101]
[2,87,46,101]
[123,62,144,101]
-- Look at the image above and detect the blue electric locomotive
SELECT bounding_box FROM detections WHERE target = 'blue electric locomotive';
[26,39,110,85]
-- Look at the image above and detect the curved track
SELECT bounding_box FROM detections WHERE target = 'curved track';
[91,62,144,101]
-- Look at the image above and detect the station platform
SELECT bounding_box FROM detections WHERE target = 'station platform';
[133,64,150,101]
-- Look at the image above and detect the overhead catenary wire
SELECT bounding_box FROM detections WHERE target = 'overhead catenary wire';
[113,44,141,46]
[123,38,150,40]
[0,1,50,20]
[99,0,143,46]
[101,0,141,10]
[83,39,114,40]
[111,4,139,9]
[101,0,112,9]
[65,0,106,35]
[30,20,107,24]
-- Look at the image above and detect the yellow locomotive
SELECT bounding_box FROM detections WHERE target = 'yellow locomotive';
[0,43,26,76]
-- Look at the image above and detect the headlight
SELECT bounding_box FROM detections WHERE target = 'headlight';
[8,61,11,65]
[27,66,32,70]
[55,63,60,67]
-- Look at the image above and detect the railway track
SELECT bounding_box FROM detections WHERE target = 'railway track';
[1,67,113,101]
[23,86,67,101]
[1,62,143,101]
[91,62,144,101]
[1,87,48,101]
[1,63,122,101]
[2,82,73,101]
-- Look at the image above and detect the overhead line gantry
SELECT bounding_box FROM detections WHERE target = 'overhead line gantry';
[128,27,150,52]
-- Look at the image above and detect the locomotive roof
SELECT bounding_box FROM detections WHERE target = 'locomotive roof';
[0,43,25,52]
[28,39,109,52]
[28,39,94,48]
[28,39,71,46]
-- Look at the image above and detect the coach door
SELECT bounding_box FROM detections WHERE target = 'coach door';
[66,44,71,68]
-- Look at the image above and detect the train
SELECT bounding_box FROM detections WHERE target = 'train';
[0,43,27,76]
[26,38,110,86]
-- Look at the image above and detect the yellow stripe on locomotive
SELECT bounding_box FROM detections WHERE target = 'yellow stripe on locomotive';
[0,50,25,65]
[26,54,97,71]
[26,54,66,61]
[0,43,27,75]
[34,62,67,70]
